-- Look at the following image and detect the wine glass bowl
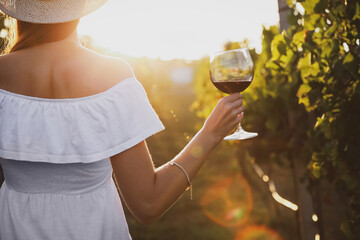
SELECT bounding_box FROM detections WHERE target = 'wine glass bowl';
[209,48,258,140]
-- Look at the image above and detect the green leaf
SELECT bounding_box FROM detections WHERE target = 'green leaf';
[297,83,311,98]
[343,52,354,64]
[298,53,321,80]
[265,60,281,70]
[353,3,360,21]
[304,14,324,31]
[277,41,287,56]
[297,83,312,108]
[312,162,321,178]
[301,0,319,14]
[271,34,287,59]
[314,0,327,13]
[320,39,340,59]
[324,23,338,38]
[314,114,325,128]
[292,31,306,49]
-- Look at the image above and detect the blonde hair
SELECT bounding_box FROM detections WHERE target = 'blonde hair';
[1,16,15,54]
[4,17,79,53]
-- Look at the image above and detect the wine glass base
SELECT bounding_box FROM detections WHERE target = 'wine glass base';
[224,131,258,140]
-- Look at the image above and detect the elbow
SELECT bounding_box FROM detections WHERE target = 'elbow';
[132,201,163,225]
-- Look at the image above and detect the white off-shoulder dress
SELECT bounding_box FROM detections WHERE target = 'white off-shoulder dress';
[0,77,164,240]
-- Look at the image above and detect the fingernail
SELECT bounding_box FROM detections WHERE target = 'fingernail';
[237,112,244,118]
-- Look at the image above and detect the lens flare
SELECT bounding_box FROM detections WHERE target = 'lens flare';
[235,225,284,240]
[200,174,253,227]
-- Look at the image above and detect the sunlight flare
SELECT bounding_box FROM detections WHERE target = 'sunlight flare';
[200,174,253,227]
[78,0,279,59]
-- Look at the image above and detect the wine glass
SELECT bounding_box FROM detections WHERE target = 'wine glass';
[209,48,258,140]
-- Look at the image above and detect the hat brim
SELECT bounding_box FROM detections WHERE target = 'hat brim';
[0,0,107,24]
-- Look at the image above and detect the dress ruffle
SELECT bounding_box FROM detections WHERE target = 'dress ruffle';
[0,77,164,163]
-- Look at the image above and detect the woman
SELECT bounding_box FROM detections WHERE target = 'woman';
[0,1,244,239]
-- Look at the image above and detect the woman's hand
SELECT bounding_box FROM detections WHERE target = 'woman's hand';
[201,93,244,142]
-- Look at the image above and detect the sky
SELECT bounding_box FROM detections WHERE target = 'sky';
[78,0,280,60]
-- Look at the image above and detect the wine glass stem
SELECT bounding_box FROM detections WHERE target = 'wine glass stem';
[236,122,243,133]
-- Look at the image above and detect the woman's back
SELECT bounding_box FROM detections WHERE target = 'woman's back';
[0,38,153,240]
[0,40,133,100]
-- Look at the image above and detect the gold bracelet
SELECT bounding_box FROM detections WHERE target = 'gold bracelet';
[170,162,193,200]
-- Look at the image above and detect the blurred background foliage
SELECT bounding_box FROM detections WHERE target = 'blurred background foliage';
[1,0,359,239]
[192,0,360,239]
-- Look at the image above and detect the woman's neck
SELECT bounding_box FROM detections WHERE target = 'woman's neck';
[46,29,82,48]
[17,29,84,56]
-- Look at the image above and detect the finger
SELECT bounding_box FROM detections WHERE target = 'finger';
[224,93,243,102]
[237,111,244,120]
[235,112,244,122]
[232,106,244,117]
[229,99,243,108]
[230,112,244,126]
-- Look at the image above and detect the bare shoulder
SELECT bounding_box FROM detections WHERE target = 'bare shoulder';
[90,54,135,94]
[56,48,135,94]
[0,53,17,79]
[0,46,136,98]
[80,47,133,77]
[101,54,135,81]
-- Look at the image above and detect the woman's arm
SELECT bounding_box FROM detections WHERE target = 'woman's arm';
[110,93,244,225]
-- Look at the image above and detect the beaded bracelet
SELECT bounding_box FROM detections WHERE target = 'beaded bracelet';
[170,162,193,200]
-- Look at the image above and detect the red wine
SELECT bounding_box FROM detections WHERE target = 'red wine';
[211,78,251,94]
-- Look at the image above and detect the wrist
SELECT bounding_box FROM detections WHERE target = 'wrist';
[198,126,223,146]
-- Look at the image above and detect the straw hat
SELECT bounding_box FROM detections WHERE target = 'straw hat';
[0,0,108,24]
